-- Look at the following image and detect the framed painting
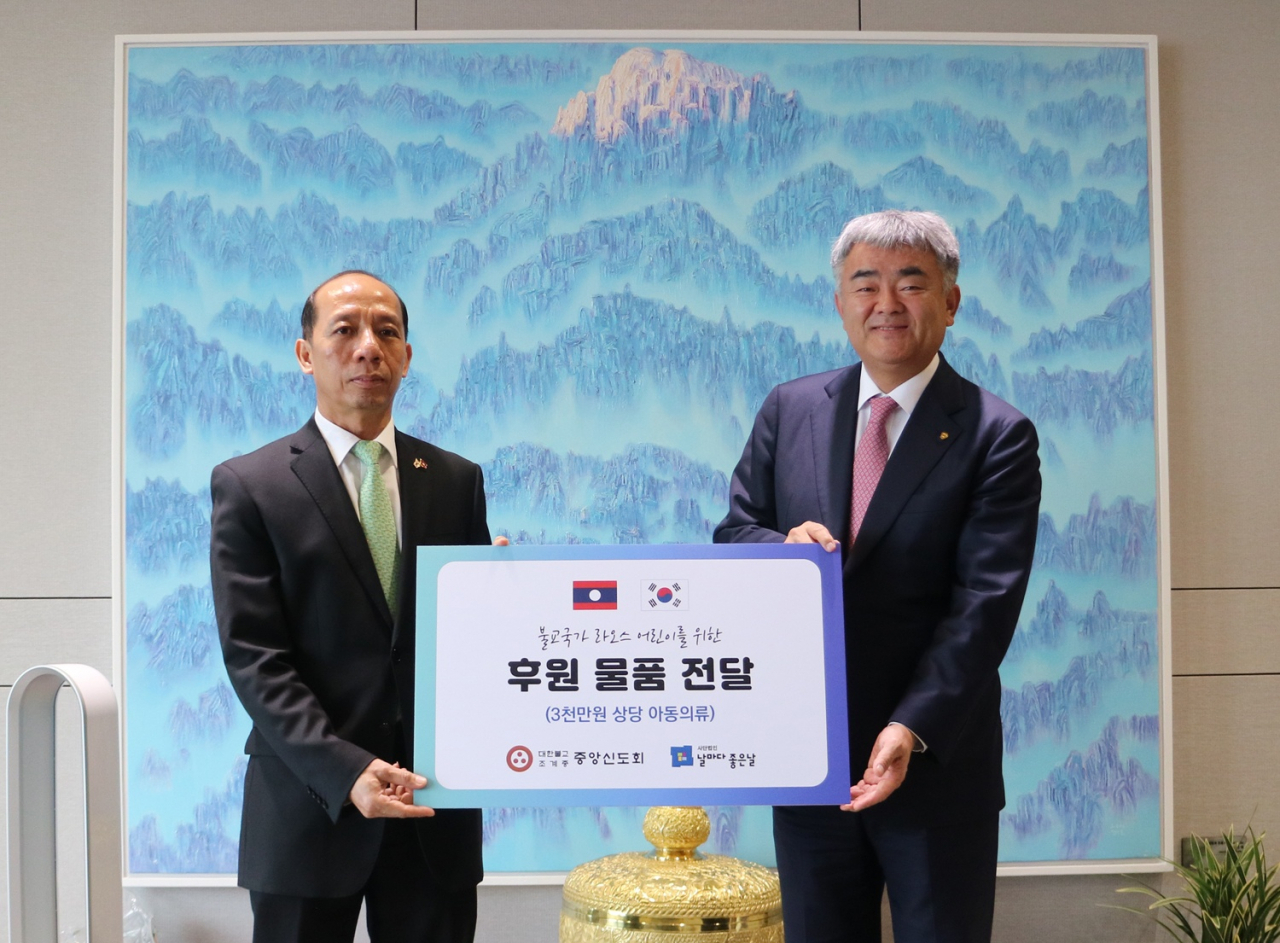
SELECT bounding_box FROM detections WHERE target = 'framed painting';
[114,30,1169,881]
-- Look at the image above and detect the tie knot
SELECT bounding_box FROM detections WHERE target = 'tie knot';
[352,439,385,468]
[868,395,898,426]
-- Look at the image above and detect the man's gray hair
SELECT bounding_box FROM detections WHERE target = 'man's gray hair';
[830,210,961,289]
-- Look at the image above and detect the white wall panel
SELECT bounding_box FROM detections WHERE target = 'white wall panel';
[1173,675,1280,843]
[992,873,1165,943]
[1172,588,1280,676]
[0,598,112,685]
[416,0,856,31]
[477,884,564,943]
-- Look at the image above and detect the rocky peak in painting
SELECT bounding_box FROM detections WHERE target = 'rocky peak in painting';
[552,47,757,142]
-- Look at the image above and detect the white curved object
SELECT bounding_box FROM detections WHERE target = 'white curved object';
[7,664,122,942]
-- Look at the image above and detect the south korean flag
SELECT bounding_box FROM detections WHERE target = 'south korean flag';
[643,580,687,610]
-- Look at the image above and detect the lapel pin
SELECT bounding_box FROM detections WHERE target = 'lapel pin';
[413,457,428,469]
[939,432,950,441]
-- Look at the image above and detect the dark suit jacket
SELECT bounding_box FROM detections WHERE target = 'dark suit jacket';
[211,418,491,897]
[714,357,1040,824]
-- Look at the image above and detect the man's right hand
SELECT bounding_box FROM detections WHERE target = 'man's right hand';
[348,759,436,818]
[785,521,840,552]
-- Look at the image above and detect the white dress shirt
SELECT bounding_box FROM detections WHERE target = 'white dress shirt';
[313,410,404,549]
[853,353,941,455]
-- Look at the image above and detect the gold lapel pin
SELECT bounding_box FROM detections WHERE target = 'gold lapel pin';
[413,457,428,469]
[939,432,950,441]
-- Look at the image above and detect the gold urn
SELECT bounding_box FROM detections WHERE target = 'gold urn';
[559,807,783,943]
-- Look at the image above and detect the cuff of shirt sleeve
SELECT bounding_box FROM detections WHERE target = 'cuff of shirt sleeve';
[888,721,927,753]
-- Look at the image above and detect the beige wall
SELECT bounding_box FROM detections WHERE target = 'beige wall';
[3,0,1277,938]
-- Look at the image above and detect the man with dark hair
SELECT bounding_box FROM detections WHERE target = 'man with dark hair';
[299,268,408,340]
[715,210,1041,942]
[211,270,497,943]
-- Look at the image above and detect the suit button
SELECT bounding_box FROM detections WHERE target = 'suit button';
[392,647,401,664]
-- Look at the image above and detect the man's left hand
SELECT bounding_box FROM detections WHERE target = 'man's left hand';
[841,724,915,812]
[348,759,436,818]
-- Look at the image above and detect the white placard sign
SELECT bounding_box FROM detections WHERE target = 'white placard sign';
[414,543,848,807]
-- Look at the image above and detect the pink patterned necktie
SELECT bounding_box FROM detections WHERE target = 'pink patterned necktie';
[850,395,899,541]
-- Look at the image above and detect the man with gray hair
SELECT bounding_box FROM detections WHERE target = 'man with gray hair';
[715,210,1041,942]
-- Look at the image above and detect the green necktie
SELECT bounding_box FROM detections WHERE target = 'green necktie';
[351,440,400,618]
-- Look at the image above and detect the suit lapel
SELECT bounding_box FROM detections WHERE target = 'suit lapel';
[813,366,860,545]
[847,359,966,572]
[394,432,435,637]
[289,420,395,631]
[395,432,433,549]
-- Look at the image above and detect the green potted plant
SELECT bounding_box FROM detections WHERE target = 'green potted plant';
[1116,827,1280,942]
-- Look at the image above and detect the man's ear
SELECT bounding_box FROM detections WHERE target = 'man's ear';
[295,337,314,375]
[402,343,413,377]
[945,284,961,325]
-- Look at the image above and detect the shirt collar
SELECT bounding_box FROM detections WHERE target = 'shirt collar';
[313,410,399,469]
[856,353,941,416]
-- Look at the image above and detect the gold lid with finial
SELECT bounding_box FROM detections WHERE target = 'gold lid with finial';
[559,807,782,942]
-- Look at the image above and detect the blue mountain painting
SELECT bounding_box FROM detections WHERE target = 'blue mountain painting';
[122,37,1162,874]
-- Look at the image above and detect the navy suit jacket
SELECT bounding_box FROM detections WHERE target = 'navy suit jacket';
[211,418,491,896]
[714,357,1040,824]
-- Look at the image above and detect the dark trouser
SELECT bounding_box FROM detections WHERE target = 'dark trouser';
[249,818,478,943]
[772,804,999,943]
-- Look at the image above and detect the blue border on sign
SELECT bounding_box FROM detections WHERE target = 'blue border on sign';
[414,543,848,807]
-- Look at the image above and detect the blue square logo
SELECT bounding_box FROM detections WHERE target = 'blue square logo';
[670,745,693,767]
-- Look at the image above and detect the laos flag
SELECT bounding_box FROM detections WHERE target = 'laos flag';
[573,580,618,610]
